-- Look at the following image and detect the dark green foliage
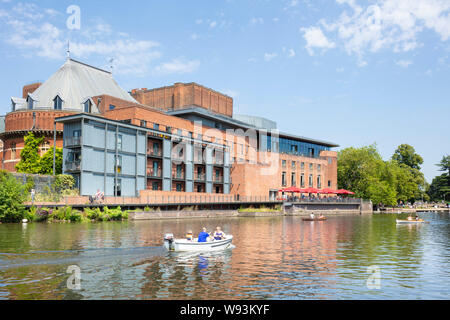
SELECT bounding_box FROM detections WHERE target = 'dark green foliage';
[428,155,450,201]
[0,171,27,222]
[338,144,427,206]
[15,132,63,175]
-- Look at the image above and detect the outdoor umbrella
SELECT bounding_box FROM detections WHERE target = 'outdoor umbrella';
[300,187,320,194]
[319,188,338,194]
[336,189,355,195]
[279,187,302,193]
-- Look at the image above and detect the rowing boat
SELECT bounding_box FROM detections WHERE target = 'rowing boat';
[302,217,327,222]
[396,219,429,225]
[163,233,233,252]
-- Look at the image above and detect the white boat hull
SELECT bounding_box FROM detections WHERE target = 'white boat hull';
[396,219,429,224]
[164,236,233,252]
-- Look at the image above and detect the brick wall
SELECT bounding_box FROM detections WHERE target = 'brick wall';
[131,82,233,117]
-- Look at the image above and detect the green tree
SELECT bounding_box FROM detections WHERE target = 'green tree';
[392,144,424,170]
[39,147,63,175]
[15,132,44,174]
[0,171,26,222]
[428,155,450,201]
[338,144,426,206]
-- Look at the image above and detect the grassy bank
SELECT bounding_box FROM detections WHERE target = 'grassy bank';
[25,206,129,223]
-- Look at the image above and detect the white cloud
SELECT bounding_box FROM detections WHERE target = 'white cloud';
[0,3,199,76]
[396,59,413,68]
[301,26,336,55]
[264,52,278,61]
[154,58,200,75]
[288,48,296,58]
[306,0,450,64]
[210,21,217,28]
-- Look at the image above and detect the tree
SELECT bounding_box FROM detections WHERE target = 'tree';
[338,144,427,206]
[428,155,450,201]
[15,132,44,174]
[392,144,424,170]
[39,147,63,175]
[0,170,26,222]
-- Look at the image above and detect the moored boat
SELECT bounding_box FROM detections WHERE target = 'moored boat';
[163,233,233,252]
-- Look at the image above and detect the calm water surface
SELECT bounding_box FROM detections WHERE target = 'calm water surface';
[0,213,449,300]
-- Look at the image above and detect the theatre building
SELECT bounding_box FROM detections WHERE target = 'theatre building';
[0,58,339,199]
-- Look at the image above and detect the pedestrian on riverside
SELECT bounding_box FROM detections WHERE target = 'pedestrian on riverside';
[31,189,35,203]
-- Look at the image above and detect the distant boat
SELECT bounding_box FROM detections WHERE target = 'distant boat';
[396,219,429,225]
[302,217,327,222]
[163,233,233,252]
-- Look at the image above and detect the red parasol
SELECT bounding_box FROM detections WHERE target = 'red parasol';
[336,189,356,195]
[279,187,303,193]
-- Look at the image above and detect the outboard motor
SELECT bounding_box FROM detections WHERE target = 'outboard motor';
[163,233,175,251]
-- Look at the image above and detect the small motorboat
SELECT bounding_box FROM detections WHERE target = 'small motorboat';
[396,219,429,225]
[163,233,233,252]
[302,217,327,222]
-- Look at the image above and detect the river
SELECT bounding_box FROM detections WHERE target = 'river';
[0,212,449,300]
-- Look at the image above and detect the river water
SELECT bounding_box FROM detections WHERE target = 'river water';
[0,212,449,300]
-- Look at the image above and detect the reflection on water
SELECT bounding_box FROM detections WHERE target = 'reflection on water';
[0,213,449,300]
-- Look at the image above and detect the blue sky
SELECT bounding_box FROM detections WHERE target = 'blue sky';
[0,0,449,182]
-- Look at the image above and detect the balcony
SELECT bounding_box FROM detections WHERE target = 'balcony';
[172,172,185,180]
[65,161,81,172]
[147,149,162,158]
[194,173,206,182]
[147,168,162,178]
[213,176,224,183]
[65,137,82,148]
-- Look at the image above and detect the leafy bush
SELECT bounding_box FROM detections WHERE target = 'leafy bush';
[0,171,27,223]
[54,175,75,193]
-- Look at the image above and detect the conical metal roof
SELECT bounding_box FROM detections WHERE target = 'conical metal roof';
[23,58,137,112]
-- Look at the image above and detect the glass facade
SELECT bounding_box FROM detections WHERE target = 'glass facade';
[265,136,330,158]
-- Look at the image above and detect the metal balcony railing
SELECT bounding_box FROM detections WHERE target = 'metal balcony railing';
[172,172,185,180]
[65,137,82,148]
[194,173,206,181]
[65,161,81,172]
[147,169,162,178]
[147,149,162,157]
[213,176,224,183]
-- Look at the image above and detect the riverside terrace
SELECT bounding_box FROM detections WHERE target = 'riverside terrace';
[24,193,373,216]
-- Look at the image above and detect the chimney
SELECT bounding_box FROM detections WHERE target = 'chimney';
[23,83,42,99]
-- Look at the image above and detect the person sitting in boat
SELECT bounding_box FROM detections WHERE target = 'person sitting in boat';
[319,213,324,219]
[213,227,226,240]
[310,213,315,220]
[415,215,420,221]
[186,230,194,241]
[407,215,413,221]
[197,227,210,243]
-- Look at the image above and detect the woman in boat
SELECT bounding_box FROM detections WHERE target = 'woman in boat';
[186,230,194,241]
[319,213,324,220]
[213,227,226,240]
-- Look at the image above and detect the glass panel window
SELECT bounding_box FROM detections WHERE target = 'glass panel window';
[117,134,123,151]
[318,164,321,172]
[53,96,63,110]
[291,173,296,186]
[84,100,92,113]
[317,175,322,188]
[309,174,313,187]
[301,174,305,187]
[282,172,287,187]
[282,160,286,168]
[309,163,313,171]
[153,123,159,130]
[27,97,33,110]
[152,182,159,191]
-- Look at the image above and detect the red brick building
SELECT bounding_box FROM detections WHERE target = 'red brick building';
[0,58,338,199]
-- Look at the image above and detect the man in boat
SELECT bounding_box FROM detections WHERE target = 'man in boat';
[407,215,413,221]
[197,227,210,243]
[310,213,315,220]
[213,227,226,240]
[319,213,324,220]
[186,230,194,241]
